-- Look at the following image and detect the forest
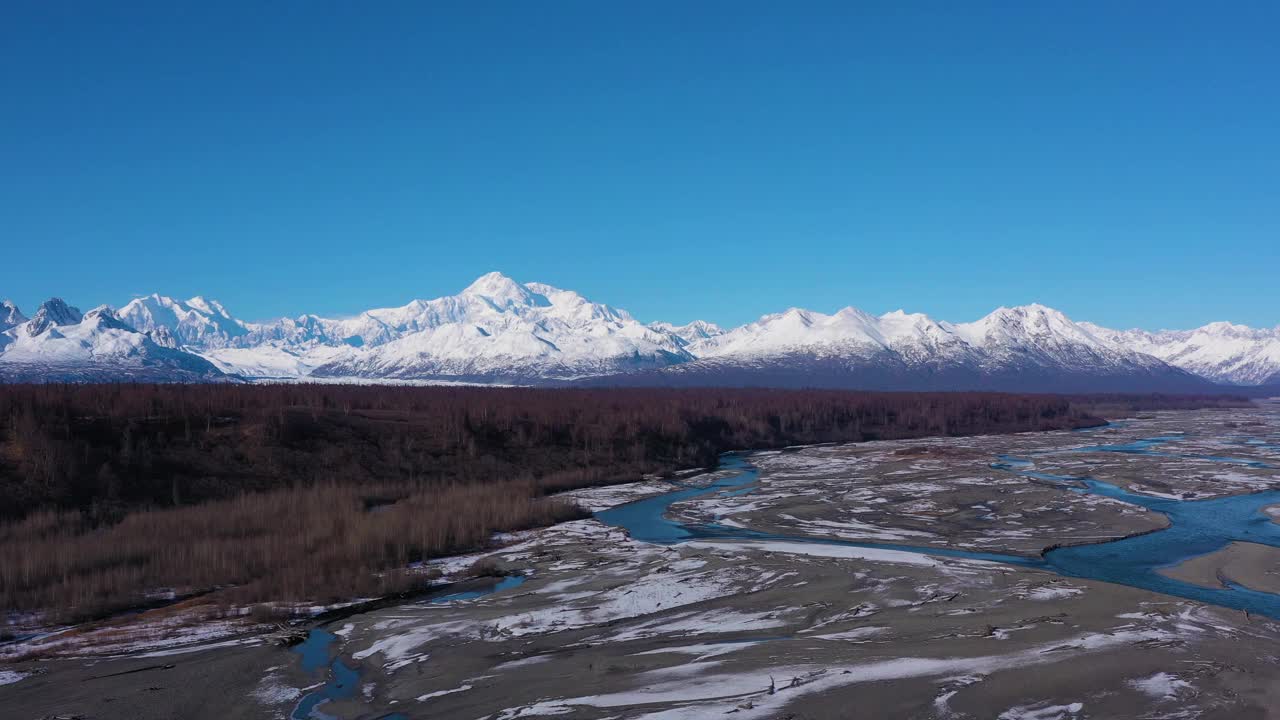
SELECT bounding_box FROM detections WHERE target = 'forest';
[0,384,1247,621]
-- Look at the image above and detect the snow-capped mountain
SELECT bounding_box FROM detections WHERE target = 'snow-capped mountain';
[1,300,27,330]
[0,299,226,382]
[692,307,886,358]
[1081,321,1280,386]
[308,273,693,382]
[2,274,1274,392]
[953,305,1176,375]
[118,294,250,349]
[687,306,977,366]
[74,273,694,383]
[613,303,1211,392]
[648,320,725,349]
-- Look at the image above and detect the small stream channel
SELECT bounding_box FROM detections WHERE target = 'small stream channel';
[596,431,1280,619]
[290,576,527,720]
[290,423,1279,718]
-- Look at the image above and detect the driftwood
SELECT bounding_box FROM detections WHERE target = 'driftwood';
[269,623,310,647]
[84,663,175,681]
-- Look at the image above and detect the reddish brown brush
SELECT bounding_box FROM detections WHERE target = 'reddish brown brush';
[0,480,584,622]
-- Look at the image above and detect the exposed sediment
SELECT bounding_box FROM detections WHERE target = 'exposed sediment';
[1160,541,1280,595]
[3,404,1280,719]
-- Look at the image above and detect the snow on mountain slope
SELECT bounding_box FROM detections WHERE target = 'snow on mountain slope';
[1,300,26,331]
[953,304,1170,373]
[0,300,227,382]
[62,275,700,380]
[118,293,250,349]
[310,273,692,381]
[197,344,354,379]
[118,294,406,372]
[26,297,84,336]
[688,306,979,367]
[5,275,1273,390]
[691,307,887,359]
[876,310,978,366]
[1082,321,1280,386]
[648,320,725,349]
[683,303,1148,373]
[609,303,1214,392]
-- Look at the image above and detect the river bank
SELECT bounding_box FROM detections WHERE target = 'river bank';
[3,403,1279,719]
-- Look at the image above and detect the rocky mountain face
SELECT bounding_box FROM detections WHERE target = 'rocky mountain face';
[605,304,1214,393]
[0,299,225,383]
[1,300,27,330]
[118,294,250,349]
[1081,322,1280,387]
[2,274,1273,392]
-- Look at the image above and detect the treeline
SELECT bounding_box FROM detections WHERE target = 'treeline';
[0,384,1098,521]
[0,384,1197,621]
[1065,393,1253,415]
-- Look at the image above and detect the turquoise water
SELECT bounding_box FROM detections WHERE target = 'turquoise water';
[1032,433,1280,616]
[288,426,1280,720]
[290,575,527,719]
[595,459,762,543]
[1074,433,1275,469]
[426,574,525,603]
[289,629,360,720]
[595,434,1280,619]
[596,454,1040,566]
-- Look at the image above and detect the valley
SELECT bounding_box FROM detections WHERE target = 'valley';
[4,403,1279,719]
[7,5,1278,719]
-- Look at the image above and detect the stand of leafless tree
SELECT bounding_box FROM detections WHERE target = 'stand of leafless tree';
[0,384,1245,621]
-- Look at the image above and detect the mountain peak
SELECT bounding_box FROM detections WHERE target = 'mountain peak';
[650,319,725,347]
[834,306,878,323]
[117,293,248,349]
[464,271,519,291]
[987,303,1061,318]
[971,303,1076,329]
[776,307,816,323]
[186,296,232,318]
[460,272,548,308]
[83,305,130,331]
[1,300,25,330]
[876,309,955,343]
[1198,320,1257,337]
[681,319,724,335]
[28,297,84,335]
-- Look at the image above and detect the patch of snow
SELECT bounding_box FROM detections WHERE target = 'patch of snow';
[632,641,763,661]
[252,675,302,705]
[684,540,970,567]
[1128,672,1192,700]
[996,701,1084,720]
[0,669,30,686]
[416,683,473,702]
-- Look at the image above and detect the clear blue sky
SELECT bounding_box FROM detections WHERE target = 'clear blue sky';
[3,2,1277,330]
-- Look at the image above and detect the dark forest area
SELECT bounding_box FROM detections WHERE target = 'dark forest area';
[0,384,1116,520]
[0,384,1249,620]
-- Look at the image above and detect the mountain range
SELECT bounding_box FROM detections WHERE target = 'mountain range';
[3,272,1278,393]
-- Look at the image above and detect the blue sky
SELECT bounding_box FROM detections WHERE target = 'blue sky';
[2,2,1277,329]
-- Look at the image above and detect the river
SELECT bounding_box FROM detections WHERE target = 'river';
[595,428,1280,619]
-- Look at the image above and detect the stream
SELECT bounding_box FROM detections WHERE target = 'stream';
[290,576,528,720]
[595,431,1280,619]
[291,423,1279,718]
